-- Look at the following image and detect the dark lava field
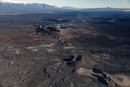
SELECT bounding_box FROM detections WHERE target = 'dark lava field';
[0,11,130,87]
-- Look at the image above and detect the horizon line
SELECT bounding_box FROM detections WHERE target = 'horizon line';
[0,1,130,9]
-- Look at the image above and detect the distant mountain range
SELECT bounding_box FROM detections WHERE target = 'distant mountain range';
[0,2,130,12]
[83,7,130,11]
[0,2,57,11]
[61,6,77,9]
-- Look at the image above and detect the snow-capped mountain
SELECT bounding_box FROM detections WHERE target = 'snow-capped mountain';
[0,1,57,11]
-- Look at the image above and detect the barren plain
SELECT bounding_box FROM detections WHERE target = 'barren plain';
[0,11,130,87]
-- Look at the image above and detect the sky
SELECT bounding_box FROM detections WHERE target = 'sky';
[1,0,130,8]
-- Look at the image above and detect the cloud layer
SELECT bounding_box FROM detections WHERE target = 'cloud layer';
[0,0,30,4]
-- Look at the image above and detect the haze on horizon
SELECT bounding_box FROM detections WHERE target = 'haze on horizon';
[1,0,130,8]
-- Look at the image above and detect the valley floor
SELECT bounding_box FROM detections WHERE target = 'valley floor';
[0,11,130,87]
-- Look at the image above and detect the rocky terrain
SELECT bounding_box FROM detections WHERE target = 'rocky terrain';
[0,11,130,87]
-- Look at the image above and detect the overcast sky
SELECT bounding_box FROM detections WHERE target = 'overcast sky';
[1,0,130,8]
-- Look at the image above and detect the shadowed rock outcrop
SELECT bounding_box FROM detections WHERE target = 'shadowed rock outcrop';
[36,25,60,35]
